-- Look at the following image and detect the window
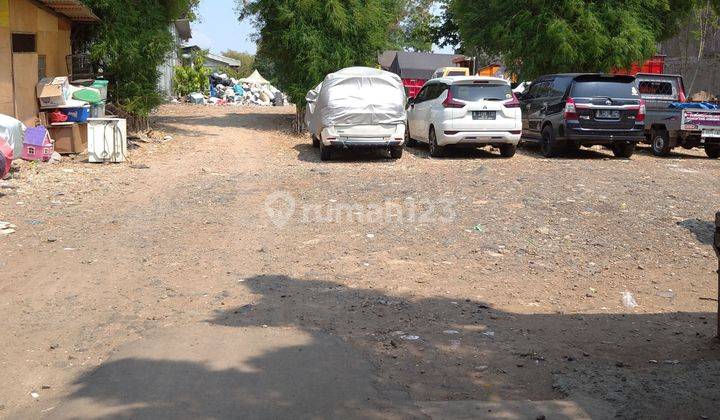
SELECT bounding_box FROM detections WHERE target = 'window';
[638,80,674,97]
[451,83,512,102]
[27,147,35,155]
[12,33,36,53]
[415,87,429,102]
[43,148,50,155]
[426,84,447,101]
[38,55,47,80]
[552,77,572,97]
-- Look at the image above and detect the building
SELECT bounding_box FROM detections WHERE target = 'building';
[660,19,720,96]
[382,51,463,97]
[1,0,98,125]
[157,19,192,97]
[181,46,243,73]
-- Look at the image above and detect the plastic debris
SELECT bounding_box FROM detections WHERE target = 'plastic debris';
[30,392,39,399]
[400,335,420,341]
[483,331,495,337]
[443,329,460,335]
[0,221,16,235]
[621,291,638,308]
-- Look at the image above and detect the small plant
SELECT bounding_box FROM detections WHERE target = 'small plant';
[174,52,211,97]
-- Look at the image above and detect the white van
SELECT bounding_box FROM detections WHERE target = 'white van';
[406,76,522,157]
[305,67,407,161]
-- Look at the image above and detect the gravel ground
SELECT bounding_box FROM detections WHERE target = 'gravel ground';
[0,104,718,419]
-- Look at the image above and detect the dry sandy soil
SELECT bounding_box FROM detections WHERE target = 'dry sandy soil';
[0,104,719,419]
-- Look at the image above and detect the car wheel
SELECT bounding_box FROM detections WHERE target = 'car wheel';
[312,134,320,148]
[429,127,445,157]
[319,142,332,161]
[405,125,417,147]
[541,126,560,158]
[612,142,636,158]
[651,130,671,156]
[390,146,403,159]
[706,145,720,159]
[499,144,517,158]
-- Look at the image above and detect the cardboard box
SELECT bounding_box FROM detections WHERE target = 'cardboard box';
[36,77,70,109]
[48,123,87,154]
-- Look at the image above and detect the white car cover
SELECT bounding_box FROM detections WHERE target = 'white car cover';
[0,114,26,157]
[305,67,406,135]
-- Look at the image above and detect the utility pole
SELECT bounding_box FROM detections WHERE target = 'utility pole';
[714,212,720,338]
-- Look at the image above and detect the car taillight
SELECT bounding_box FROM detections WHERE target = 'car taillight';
[564,98,578,120]
[443,89,465,108]
[637,99,646,123]
[503,93,521,108]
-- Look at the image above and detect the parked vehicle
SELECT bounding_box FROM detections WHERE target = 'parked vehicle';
[430,67,470,79]
[405,76,521,157]
[518,74,646,158]
[305,67,407,161]
[635,73,720,158]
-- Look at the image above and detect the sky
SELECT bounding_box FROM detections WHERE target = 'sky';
[189,0,454,56]
[190,0,257,55]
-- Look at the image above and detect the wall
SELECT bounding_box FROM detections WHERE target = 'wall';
[1,0,72,124]
[157,23,179,98]
[660,16,720,96]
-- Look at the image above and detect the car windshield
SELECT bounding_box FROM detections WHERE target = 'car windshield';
[570,79,639,99]
[451,83,512,102]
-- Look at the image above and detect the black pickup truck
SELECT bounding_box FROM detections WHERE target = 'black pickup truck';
[635,73,720,158]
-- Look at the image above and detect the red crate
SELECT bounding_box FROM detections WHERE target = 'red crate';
[614,55,665,76]
[402,78,427,98]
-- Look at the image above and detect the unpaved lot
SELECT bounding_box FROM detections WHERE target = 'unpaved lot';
[0,104,719,419]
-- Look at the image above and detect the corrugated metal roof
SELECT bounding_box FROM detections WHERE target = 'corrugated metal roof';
[38,0,100,22]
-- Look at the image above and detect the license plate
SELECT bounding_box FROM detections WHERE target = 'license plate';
[701,129,720,138]
[596,110,621,119]
[472,111,496,120]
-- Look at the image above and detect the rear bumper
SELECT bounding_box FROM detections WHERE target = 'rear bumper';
[438,131,521,146]
[329,139,403,148]
[565,125,645,144]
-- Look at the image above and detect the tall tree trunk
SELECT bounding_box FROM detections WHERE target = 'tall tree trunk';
[293,106,305,134]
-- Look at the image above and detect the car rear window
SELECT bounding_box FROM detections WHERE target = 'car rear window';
[451,83,512,101]
[447,71,467,76]
[570,77,639,98]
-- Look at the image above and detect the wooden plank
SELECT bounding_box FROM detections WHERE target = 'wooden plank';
[0,27,13,112]
[12,52,38,126]
[9,0,38,33]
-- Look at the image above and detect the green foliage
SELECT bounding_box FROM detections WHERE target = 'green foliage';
[221,50,256,78]
[174,52,211,96]
[79,0,198,117]
[449,0,697,79]
[237,0,404,107]
[391,0,438,52]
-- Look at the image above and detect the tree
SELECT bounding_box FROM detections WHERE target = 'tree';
[220,50,256,78]
[392,0,438,52]
[688,0,720,92]
[237,0,403,128]
[78,0,198,130]
[448,0,696,80]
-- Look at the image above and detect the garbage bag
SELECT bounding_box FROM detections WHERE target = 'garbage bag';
[0,114,25,157]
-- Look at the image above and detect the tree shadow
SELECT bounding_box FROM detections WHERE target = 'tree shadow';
[151,111,294,138]
[519,142,619,160]
[677,218,716,245]
[55,275,719,419]
[405,143,511,160]
[293,143,402,163]
[634,144,711,160]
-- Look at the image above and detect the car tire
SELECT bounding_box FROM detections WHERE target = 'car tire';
[612,142,636,158]
[319,142,332,161]
[706,145,720,159]
[390,146,403,159]
[651,130,671,156]
[499,144,517,158]
[405,125,417,147]
[541,125,560,158]
[312,134,320,148]
[429,127,445,157]
[565,140,581,154]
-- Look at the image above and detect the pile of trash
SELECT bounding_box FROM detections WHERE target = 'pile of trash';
[187,70,287,107]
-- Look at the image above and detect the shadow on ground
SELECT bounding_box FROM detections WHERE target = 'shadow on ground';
[678,218,716,245]
[151,111,295,138]
[54,274,720,419]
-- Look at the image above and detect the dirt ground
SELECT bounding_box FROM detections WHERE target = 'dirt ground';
[0,104,719,419]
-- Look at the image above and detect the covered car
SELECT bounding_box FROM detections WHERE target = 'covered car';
[305,67,407,160]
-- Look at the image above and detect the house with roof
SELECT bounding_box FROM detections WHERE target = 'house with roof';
[158,19,192,97]
[0,0,99,125]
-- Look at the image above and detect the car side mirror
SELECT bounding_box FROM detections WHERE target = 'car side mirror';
[407,98,415,107]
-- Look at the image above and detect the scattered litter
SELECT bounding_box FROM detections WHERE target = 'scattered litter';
[0,221,16,235]
[443,329,460,335]
[621,291,638,308]
[130,164,150,170]
[656,290,675,299]
[400,335,420,341]
[30,392,39,399]
[449,339,461,349]
[537,226,551,235]
[63,247,75,251]
[472,224,485,232]
[664,360,680,365]
[483,331,495,337]
[366,233,375,239]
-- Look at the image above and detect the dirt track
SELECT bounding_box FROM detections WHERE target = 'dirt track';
[0,104,719,419]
